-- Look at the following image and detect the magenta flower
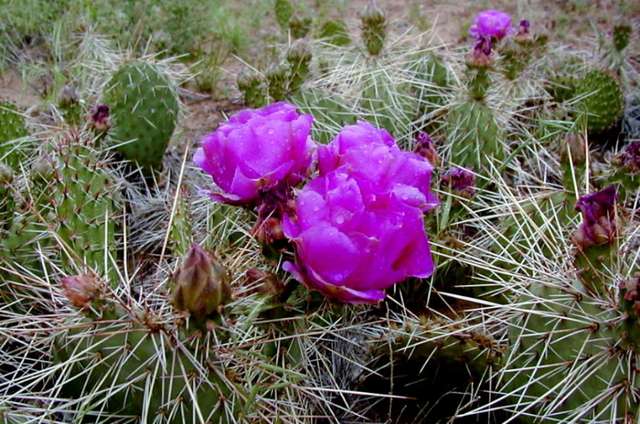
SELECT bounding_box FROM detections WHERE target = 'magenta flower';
[573,185,618,249]
[194,102,315,205]
[283,170,434,304]
[441,167,476,198]
[469,9,513,41]
[318,121,439,212]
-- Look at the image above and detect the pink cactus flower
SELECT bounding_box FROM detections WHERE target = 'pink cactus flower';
[469,9,513,41]
[283,170,434,304]
[194,102,315,205]
[318,121,439,212]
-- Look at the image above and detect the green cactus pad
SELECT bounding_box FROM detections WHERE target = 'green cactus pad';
[446,101,503,170]
[103,62,179,170]
[274,0,293,31]
[0,101,29,170]
[237,69,268,108]
[318,20,351,46]
[504,280,635,421]
[574,70,624,135]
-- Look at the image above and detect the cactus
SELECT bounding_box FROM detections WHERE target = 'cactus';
[318,20,351,46]
[0,101,29,170]
[0,132,119,283]
[103,61,179,170]
[0,163,14,234]
[42,135,119,279]
[237,69,268,108]
[266,63,289,101]
[360,2,386,56]
[613,23,632,52]
[54,286,243,422]
[574,70,624,136]
[274,0,293,32]
[288,13,312,39]
[445,101,503,171]
[286,41,312,93]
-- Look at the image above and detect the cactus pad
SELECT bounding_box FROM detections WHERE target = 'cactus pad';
[574,70,624,135]
[103,62,179,170]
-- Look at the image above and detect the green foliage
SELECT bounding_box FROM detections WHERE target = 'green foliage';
[103,61,179,170]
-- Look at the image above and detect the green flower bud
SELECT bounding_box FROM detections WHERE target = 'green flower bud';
[360,2,386,56]
[172,244,232,321]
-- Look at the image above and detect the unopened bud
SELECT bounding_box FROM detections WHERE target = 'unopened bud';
[561,133,587,165]
[414,132,440,166]
[90,104,110,132]
[0,162,13,185]
[61,274,100,308]
[172,244,232,320]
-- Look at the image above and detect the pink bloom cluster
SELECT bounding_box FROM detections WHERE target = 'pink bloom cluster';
[195,107,438,304]
[283,122,437,303]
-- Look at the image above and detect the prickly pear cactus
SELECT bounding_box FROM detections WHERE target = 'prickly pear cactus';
[46,138,118,278]
[574,70,624,135]
[446,101,503,170]
[286,41,312,93]
[360,3,386,56]
[274,0,293,32]
[237,69,268,108]
[318,20,351,46]
[289,13,312,39]
[103,61,179,170]
[0,101,29,170]
[266,63,289,101]
[0,163,14,233]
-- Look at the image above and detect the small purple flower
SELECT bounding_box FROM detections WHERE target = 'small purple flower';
[573,185,618,249]
[470,9,513,41]
[194,102,315,205]
[618,141,640,173]
[518,19,530,35]
[283,170,434,304]
[414,131,440,166]
[441,167,476,198]
[318,121,439,212]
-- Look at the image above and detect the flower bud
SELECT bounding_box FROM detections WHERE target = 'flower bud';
[414,132,440,166]
[0,162,13,185]
[615,141,640,174]
[613,24,632,52]
[61,274,100,308]
[441,167,476,198]
[90,104,110,132]
[561,133,587,165]
[572,185,618,250]
[172,244,232,320]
